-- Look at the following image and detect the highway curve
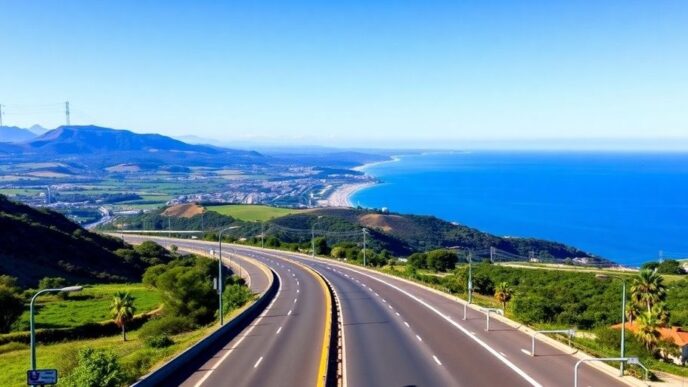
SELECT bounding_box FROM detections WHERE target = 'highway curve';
[235,245,630,387]
[121,236,329,387]
[122,235,631,386]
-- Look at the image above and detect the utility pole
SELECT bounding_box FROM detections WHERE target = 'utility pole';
[261,223,264,248]
[490,246,495,262]
[362,228,368,267]
[65,101,70,126]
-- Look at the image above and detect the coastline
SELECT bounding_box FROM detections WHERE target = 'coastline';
[325,155,402,207]
[325,181,376,207]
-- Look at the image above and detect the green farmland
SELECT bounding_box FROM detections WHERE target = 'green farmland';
[205,204,304,222]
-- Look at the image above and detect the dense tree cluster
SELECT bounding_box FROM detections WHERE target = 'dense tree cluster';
[0,275,24,333]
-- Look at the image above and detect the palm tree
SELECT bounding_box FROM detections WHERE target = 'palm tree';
[630,269,666,314]
[635,310,660,353]
[651,302,670,327]
[494,282,514,311]
[111,291,136,341]
[625,302,640,325]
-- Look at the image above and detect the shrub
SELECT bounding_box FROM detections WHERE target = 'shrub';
[426,249,458,272]
[223,284,253,312]
[0,285,24,333]
[144,334,175,348]
[441,276,465,294]
[512,295,560,324]
[63,348,125,387]
[407,253,427,269]
[138,316,195,339]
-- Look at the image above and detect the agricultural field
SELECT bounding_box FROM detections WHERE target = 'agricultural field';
[15,284,161,330]
[206,204,304,222]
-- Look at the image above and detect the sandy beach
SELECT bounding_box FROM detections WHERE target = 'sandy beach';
[325,182,376,207]
[325,156,401,207]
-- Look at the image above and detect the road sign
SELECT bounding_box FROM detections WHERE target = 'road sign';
[27,369,57,385]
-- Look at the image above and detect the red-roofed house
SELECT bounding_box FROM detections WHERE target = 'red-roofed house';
[613,322,688,365]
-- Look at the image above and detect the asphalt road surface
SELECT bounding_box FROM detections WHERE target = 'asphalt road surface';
[121,236,328,387]
[122,236,631,387]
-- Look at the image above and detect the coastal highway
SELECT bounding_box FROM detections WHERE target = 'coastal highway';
[235,246,630,387]
[124,236,629,386]
[121,236,329,387]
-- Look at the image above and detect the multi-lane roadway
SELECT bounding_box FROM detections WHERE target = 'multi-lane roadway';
[123,235,631,387]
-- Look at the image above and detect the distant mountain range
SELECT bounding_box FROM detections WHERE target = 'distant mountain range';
[0,126,36,143]
[0,125,265,169]
[0,124,49,143]
[26,125,230,154]
[0,124,391,170]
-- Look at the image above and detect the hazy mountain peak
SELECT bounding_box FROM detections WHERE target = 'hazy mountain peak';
[0,126,37,143]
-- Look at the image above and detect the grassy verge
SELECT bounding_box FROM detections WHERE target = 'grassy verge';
[0,300,253,387]
[16,284,161,330]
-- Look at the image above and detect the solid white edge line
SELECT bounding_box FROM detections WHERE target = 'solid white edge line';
[194,269,283,387]
[331,266,543,387]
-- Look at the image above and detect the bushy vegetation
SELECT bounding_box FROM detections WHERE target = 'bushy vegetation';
[0,276,23,333]
[642,260,687,275]
[143,255,254,330]
[143,256,217,325]
[62,348,126,387]
[406,249,459,272]
[144,334,174,348]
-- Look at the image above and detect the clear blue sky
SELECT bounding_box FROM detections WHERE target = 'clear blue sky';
[1,1,687,148]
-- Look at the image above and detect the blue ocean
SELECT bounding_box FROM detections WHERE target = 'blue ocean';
[351,152,688,266]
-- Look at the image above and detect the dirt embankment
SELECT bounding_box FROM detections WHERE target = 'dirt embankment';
[162,203,205,218]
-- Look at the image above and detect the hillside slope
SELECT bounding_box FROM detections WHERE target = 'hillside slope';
[0,195,164,287]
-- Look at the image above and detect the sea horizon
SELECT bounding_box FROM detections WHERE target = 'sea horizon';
[349,150,688,267]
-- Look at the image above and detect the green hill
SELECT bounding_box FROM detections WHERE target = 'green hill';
[0,194,169,287]
[102,204,602,263]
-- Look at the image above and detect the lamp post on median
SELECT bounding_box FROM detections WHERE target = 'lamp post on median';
[30,286,83,369]
[218,226,240,325]
[596,273,627,376]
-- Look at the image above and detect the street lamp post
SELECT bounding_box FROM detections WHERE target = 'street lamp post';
[30,286,83,369]
[218,226,240,325]
[596,274,627,376]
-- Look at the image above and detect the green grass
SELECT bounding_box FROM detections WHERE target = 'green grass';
[0,299,254,386]
[206,204,303,222]
[16,284,161,331]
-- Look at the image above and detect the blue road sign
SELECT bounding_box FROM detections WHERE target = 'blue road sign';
[27,369,58,385]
